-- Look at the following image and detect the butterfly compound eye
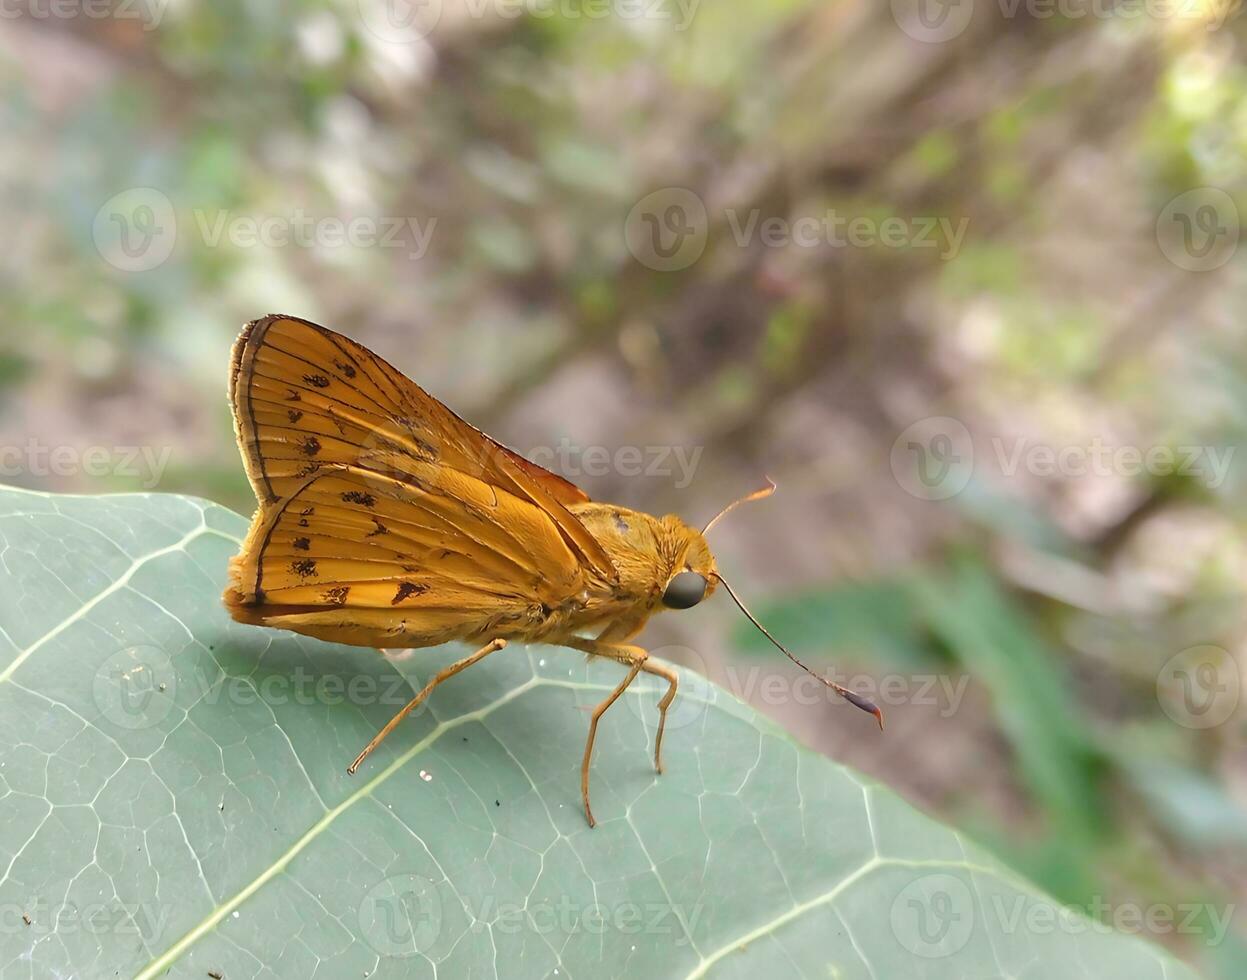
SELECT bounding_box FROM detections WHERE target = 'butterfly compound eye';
[662,571,707,610]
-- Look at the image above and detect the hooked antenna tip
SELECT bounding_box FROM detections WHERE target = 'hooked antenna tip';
[840,688,884,730]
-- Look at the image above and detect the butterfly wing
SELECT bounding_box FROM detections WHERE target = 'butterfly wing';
[225,463,583,648]
[230,313,617,583]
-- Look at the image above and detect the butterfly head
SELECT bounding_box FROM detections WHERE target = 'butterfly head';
[660,527,718,610]
[656,479,779,611]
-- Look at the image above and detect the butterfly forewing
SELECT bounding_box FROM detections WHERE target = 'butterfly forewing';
[231,314,617,583]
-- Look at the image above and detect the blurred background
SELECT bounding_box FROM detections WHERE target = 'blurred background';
[2,0,1246,974]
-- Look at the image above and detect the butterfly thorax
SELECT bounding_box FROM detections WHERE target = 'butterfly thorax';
[536,503,716,643]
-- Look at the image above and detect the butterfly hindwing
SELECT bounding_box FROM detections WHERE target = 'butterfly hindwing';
[225,463,583,648]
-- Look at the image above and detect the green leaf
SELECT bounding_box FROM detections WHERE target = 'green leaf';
[0,487,1200,979]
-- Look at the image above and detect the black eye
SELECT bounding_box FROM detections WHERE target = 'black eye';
[662,571,707,609]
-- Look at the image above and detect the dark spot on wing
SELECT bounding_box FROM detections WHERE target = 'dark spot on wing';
[333,359,357,378]
[613,510,629,534]
[342,490,376,507]
[367,519,388,537]
[295,462,320,477]
[291,558,317,579]
[293,536,311,551]
[322,585,350,604]
[285,389,301,401]
[287,409,303,423]
[392,581,428,604]
[303,373,331,388]
[301,436,321,457]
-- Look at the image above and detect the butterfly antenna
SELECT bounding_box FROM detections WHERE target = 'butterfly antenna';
[703,478,778,535]
[715,574,883,729]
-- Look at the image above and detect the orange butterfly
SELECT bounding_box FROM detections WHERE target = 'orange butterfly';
[224,314,880,826]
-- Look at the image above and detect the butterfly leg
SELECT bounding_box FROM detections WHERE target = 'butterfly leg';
[643,659,678,775]
[565,639,678,826]
[347,638,507,775]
